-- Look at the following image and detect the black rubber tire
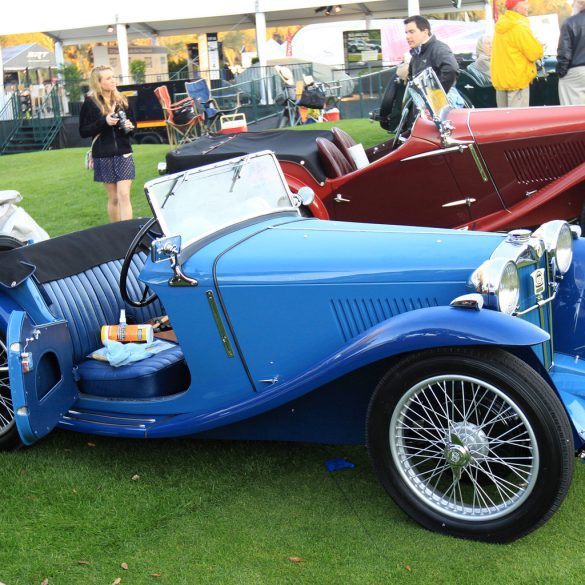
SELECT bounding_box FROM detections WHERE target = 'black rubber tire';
[0,236,24,449]
[138,133,164,145]
[378,70,406,132]
[0,330,22,451]
[0,235,24,251]
[367,347,574,543]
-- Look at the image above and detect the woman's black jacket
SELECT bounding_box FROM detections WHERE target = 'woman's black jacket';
[79,96,135,158]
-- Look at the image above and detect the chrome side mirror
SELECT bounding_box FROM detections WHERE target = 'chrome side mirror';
[152,235,198,287]
[151,235,181,263]
[293,186,315,208]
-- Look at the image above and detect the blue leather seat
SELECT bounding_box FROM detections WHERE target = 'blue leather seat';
[75,344,190,398]
[42,253,190,399]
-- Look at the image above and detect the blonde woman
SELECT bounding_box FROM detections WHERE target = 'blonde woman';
[79,65,135,222]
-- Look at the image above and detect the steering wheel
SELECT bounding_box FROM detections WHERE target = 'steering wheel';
[120,217,161,308]
[391,99,413,151]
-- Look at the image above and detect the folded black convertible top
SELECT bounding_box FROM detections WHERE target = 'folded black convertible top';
[0,219,145,287]
[165,129,333,182]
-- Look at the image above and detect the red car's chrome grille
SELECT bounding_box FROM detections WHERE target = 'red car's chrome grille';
[505,141,585,185]
[331,297,439,342]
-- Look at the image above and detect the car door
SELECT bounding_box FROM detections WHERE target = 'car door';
[7,311,77,445]
[443,142,505,223]
[328,138,473,228]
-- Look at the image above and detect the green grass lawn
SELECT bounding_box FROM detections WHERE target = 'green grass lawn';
[0,120,389,238]
[1,121,585,584]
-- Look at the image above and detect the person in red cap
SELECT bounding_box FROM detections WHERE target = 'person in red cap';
[490,0,543,107]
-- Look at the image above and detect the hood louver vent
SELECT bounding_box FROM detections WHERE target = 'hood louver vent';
[505,141,585,185]
[331,296,439,342]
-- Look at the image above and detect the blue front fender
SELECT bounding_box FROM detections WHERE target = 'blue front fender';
[553,237,585,357]
[148,306,548,438]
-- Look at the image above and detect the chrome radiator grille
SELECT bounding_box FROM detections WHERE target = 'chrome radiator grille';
[517,258,553,368]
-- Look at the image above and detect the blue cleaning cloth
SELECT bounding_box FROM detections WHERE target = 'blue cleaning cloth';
[102,338,154,367]
[324,458,355,472]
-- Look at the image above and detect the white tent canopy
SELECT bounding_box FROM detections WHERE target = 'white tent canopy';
[1,0,484,42]
[0,0,486,110]
[2,43,57,72]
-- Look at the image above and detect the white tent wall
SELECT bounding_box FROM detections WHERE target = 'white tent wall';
[0,0,487,112]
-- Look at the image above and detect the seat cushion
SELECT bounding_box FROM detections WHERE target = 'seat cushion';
[43,253,164,363]
[316,137,354,178]
[331,127,358,171]
[76,343,190,398]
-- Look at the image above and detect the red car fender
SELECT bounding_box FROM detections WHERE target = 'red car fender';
[307,195,330,220]
[460,160,585,232]
[282,163,331,220]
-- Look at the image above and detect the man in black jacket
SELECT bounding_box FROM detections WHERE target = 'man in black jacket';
[404,15,459,92]
[557,0,585,105]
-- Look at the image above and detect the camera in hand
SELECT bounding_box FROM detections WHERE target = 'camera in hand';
[114,109,132,135]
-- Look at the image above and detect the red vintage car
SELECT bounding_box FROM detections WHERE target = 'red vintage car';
[166,69,585,231]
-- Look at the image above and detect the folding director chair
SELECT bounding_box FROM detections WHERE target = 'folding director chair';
[153,85,202,146]
[185,79,240,134]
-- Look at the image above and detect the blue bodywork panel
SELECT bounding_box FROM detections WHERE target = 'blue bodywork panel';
[553,238,585,358]
[2,187,585,449]
[60,305,549,442]
[8,311,77,445]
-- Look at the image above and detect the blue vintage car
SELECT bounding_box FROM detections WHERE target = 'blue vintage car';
[1,151,584,542]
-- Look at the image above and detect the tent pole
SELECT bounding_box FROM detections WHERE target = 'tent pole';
[53,40,69,115]
[0,46,6,120]
[255,2,270,105]
[116,21,130,84]
[408,0,421,15]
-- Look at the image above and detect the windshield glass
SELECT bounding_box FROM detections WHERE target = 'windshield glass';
[408,68,451,123]
[145,151,297,246]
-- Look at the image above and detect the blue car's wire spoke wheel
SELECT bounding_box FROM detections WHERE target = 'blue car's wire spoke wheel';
[0,331,20,449]
[367,347,574,543]
[0,334,13,432]
[0,235,23,450]
[391,375,538,519]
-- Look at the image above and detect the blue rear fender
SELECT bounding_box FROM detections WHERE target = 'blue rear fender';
[0,276,55,332]
[147,305,549,438]
[0,290,25,332]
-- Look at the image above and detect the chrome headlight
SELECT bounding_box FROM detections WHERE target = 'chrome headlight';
[532,220,573,275]
[471,258,520,315]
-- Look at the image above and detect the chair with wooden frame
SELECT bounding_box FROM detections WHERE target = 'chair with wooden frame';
[153,85,203,146]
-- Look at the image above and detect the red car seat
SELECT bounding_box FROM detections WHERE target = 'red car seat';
[316,137,354,179]
[331,127,358,171]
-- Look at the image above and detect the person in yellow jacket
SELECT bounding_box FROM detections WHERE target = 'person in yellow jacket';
[490,0,544,107]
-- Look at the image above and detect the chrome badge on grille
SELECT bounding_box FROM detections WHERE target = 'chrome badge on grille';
[531,268,545,297]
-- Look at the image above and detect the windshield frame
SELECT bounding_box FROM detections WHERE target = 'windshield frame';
[408,67,453,126]
[145,150,300,248]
